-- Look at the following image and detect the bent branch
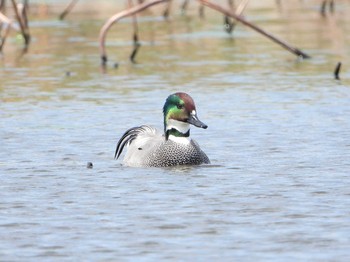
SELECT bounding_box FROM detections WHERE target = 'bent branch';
[99,0,169,65]
[198,0,310,59]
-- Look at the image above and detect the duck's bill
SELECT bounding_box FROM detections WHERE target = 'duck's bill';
[187,114,208,129]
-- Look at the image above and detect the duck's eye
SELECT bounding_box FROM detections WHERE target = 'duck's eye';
[177,104,184,109]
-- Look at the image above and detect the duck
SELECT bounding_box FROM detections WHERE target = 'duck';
[115,92,210,167]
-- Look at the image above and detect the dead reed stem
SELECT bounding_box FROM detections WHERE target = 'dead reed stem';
[224,0,248,33]
[181,0,189,14]
[199,4,205,18]
[334,62,341,80]
[10,0,30,47]
[0,23,10,51]
[198,0,310,59]
[0,11,19,52]
[129,0,141,63]
[59,0,79,20]
[224,0,235,33]
[99,0,169,65]
[163,0,172,18]
[0,11,12,25]
[320,0,335,16]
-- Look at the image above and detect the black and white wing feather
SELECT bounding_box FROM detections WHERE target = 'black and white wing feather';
[114,125,160,159]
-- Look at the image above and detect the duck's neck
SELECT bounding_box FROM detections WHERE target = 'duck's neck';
[165,119,191,142]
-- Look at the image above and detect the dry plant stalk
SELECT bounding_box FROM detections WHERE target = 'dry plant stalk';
[334,62,341,80]
[0,23,11,51]
[129,0,141,63]
[0,11,14,51]
[99,0,310,66]
[99,0,169,65]
[10,0,30,48]
[224,0,248,33]
[199,0,310,58]
[59,0,79,20]
[163,0,172,18]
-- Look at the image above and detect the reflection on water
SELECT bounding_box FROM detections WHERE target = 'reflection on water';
[1,1,350,261]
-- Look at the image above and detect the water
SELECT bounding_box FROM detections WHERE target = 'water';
[1,1,350,261]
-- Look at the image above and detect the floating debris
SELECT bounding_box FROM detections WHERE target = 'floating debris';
[86,162,93,169]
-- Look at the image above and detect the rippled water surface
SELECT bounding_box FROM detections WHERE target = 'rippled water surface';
[1,1,350,261]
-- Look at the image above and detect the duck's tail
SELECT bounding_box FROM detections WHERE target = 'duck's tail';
[114,125,156,159]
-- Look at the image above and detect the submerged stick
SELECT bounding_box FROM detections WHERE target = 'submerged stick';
[224,0,248,34]
[163,0,172,18]
[320,0,335,15]
[224,16,233,33]
[334,62,341,80]
[130,0,140,42]
[129,0,141,63]
[0,23,10,52]
[0,11,20,25]
[329,0,335,13]
[99,0,169,65]
[130,41,141,63]
[198,0,311,59]
[19,2,29,30]
[199,4,205,18]
[59,0,79,20]
[320,0,327,16]
[10,0,30,47]
[0,11,12,25]
[181,0,190,15]
[223,0,235,33]
[0,0,5,10]
[0,11,19,52]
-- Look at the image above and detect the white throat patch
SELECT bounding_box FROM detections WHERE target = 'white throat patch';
[166,119,191,145]
[166,119,190,134]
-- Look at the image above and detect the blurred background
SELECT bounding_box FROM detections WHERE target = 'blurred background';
[1,0,350,261]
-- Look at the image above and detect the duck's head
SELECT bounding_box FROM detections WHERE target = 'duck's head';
[163,92,207,140]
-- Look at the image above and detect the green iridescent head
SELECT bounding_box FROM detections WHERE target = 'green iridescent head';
[163,92,207,139]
